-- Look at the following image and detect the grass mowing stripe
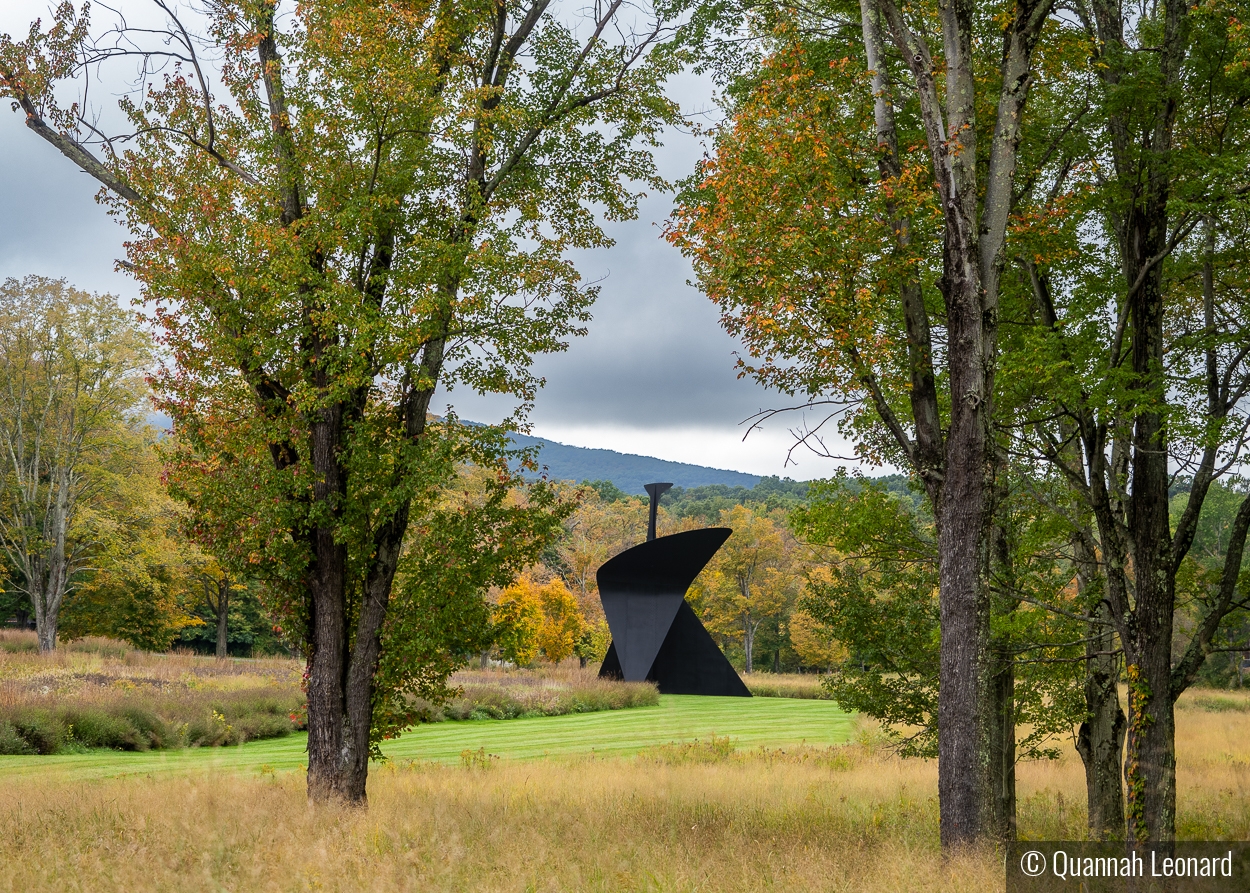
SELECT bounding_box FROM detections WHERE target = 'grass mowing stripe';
[0,695,855,781]
[385,695,856,762]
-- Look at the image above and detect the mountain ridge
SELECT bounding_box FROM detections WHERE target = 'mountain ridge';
[507,431,772,494]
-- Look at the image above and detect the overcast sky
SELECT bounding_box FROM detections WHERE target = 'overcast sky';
[0,1,862,480]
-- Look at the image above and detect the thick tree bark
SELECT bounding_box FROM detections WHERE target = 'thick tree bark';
[302,447,413,803]
[302,327,443,803]
[935,289,994,847]
[1120,107,1180,844]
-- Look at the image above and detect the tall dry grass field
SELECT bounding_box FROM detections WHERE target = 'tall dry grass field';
[0,663,1245,892]
[0,744,999,893]
[1016,688,1250,840]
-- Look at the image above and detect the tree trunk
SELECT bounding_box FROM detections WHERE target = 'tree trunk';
[987,643,1016,842]
[303,503,406,805]
[1076,616,1126,839]
[743,618,754,673]
[1090,0,1188,845]
[861,0,1045,847]
[1125,656,1177,842]
[1122,282,1178,842]
[32,554,67,653]
[301,394,414,804]
[935,291,994,848]
[1120,299,1179,843]
[31,465,72,653]
[215,580,230,659]
[305,554,358,801]
[1072,542,1126,840]
[304,405,364,802]
[935,479,992,849]
[36,603,58,652]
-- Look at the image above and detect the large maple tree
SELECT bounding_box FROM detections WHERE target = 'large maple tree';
[2,0,684,802]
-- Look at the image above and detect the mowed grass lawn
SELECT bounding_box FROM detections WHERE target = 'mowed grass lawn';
[0,694,856,781]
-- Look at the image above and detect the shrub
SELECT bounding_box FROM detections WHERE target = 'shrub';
[65,709,146,750]
[182,717,215,747]
[407,673,659,724]
[10,710,65,754]
[231,712,293,742]
[0,720,33,755]
[120,708,168,750]
[186,710,239,747]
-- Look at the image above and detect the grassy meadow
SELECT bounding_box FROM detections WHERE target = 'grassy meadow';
[1,637,1248,892]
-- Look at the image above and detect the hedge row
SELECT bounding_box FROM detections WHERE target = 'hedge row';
[0,691,304,755]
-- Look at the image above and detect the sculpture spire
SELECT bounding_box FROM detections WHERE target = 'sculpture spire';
[644,482,673,542]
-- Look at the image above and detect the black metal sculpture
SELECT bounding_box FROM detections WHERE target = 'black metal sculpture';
[598,483,750,696]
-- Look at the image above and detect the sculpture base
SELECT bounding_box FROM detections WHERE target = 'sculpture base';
[600,601,751,697]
